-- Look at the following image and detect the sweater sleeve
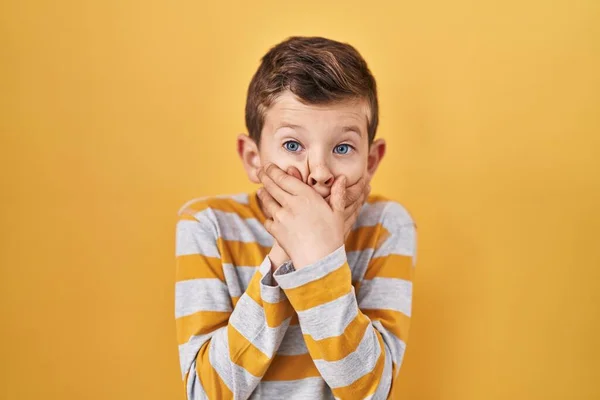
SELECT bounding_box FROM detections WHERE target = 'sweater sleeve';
[273,202,416,400]
[175,209,294,400]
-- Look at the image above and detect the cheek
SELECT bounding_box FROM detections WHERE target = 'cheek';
[260,148,309,183]
[333,156,368,186]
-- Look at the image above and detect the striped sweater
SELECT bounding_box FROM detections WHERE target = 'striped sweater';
[175,192,416,400]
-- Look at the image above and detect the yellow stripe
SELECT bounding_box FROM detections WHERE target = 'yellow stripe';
[363,254,414,281]
[331,333,386,399]
[245,287,293,328]
[228,325,272,377]
[176,254,225,282]
[218,238,269,266]
[362,308,411,343]
[303,312,371,361]
[345,224,389,252]
[284,262,352,311]
[365,194,389,204]
[262,353,321,381]
[176,310,230,345]
[238,266,293,328]
[180,197,259,220]
[197,342,234,399]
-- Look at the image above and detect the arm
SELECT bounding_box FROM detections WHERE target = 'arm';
[273,202,416,399]
[175,208,294,400]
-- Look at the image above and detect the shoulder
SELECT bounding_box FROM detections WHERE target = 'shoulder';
[177,193,252,222]
[358,194,416,229]
[356,194,417,259]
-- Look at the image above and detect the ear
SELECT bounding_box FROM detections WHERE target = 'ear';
[366,138,386,179]
[237,134,262,183]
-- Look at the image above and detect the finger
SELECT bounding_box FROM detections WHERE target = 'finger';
[257,166,292,206]
[263,163,306,195]
[286,166,303,181]
[330,175,346,213]
[257,187,282,219]
[344,176,367,204]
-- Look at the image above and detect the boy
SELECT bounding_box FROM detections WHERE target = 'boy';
[175,36,416,399]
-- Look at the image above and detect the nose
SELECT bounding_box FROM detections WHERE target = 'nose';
[307,164,334,188]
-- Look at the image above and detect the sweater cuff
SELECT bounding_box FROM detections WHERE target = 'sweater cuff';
[258,255,287,303]
[273,245,347,289]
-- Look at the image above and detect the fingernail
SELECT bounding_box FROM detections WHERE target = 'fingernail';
[257,188,263,196]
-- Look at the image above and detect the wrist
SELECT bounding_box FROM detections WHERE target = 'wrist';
[291,240,343,270]
[268,242,290,272]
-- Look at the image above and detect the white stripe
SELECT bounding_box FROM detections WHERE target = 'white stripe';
[175,279,232,318]
[297,290,358,340]
[357,277,412,316]
[346,249,374,281]
[314,327,382,388]
[372,320,406,371]
[222,263,257,298]
[370,339,393,400]
[229,294,291,357]
[277,325,309,355]
[250,377,332,399]
[179,333,210,378]
[353,201,389,228]
[176,218,220,257]
[212,209,273,246]
[208,328,235,391]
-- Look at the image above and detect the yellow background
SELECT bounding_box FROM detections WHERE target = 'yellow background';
[1,0,599,399]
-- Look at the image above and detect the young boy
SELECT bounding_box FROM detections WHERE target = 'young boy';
[175,36,416,400]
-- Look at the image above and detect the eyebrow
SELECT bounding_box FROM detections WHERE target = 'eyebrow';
[341,125,363,137]
[275,123,363,137]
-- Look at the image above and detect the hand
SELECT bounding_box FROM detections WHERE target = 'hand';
[261,168,370,242]
[257,163,347,269]
[325,176,371,240]
[262,167,303,272]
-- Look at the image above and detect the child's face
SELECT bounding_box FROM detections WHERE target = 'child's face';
[238,90,385,198]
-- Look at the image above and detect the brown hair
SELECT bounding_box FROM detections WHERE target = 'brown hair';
[245,36,379,145]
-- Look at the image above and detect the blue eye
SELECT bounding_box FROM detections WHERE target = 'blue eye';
[283,141,302,152]
[334,144,352,154]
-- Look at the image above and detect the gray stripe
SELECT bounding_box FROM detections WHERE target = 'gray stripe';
[187,360,209,400]
[223,263,257,298]
[297,290,358,340]
[212,209,273,246]
[358,278,412,316]
[176,217,220,257]
[372,320,406,371]
[178,332,216,378]
[277,325,309,355]
[346,249,374,282]
[370,339,393,400]
[275,245,346,289]
[314,327,381,388]
[208,328,235,391]
[229,294,291,357]
[353,201,389,228]
[372,224,415,258]
[208,327,265,399]
[175,278,232,318]
[250,377,334,400]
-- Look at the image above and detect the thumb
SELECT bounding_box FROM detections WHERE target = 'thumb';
[286,166,302,181]
[330,175,347,213]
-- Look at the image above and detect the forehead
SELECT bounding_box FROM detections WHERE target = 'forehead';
[264,91,370,130]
